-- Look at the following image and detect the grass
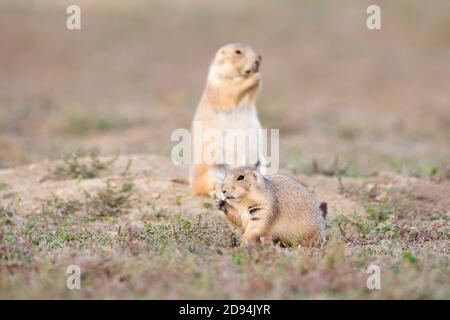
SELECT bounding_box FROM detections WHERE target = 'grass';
[63,114,133,136]
[284,152,361,178]
[0,196,20,220]
[415,163,450,179]
[1,145,449,298]
[375,155,450,179]
[147,202,167,219]
[48,148,117,180]
[0,181,8,193]
[0,169,448,299]
[41,195,83,217]
[83,181,134,217]
[283,147,450,180]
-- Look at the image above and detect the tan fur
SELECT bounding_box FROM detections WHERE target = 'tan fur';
[216,166,326,247]
[189,43,263,195]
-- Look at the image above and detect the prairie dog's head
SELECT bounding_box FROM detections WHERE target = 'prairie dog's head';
[209,42,262,80]
[220,166,263,201]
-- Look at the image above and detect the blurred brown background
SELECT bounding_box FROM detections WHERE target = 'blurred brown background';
[1,0,449,176]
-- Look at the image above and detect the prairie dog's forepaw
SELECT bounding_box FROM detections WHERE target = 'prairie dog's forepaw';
[215,198,227,212]
[253,72,262,82]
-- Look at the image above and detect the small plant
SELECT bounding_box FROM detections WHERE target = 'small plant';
[121,181,134,192]
[0,204,16,219]
[84,182,133,217]
[403,251,418,265]
[370,218,398,238]
[432,210,449,222]
[0,197,20,219]
[140,222,173,251]
[66,114,131,135]
[347,211,374,236]
[41,195,83,217]
[0,217,13,226]
[176,216,194,239]
[50,148,117,180]
[0,181,8,192]
[306,156,359,177]
[148,202,167,218]
[364,201,394,222]
[202,202,212,209]
[415,163,450,180]
[32,225,91,250]
[231,251,245,265]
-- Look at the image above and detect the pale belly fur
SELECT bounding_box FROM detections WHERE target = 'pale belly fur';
[211,106,263,168]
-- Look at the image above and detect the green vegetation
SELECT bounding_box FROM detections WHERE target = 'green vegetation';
[1,171,448,299]
[0,181,8,192]
[84,182,133,217]
[64,114,132,135]
[49,148,116,180]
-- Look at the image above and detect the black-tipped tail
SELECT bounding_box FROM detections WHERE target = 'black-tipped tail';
[319,202,328,219]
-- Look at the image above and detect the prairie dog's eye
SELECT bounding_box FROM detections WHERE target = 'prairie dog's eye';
[235,50,242,55]
[237,175,245,181]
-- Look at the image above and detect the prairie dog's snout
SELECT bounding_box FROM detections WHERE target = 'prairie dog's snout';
[220,186,234,200]
[246,55,262,75]
[255,54,262,71]
[217,182,228,200]
[219,189,227,201]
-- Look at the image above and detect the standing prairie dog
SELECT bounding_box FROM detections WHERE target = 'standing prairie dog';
[189,42,267,195]
[216,166,327,247]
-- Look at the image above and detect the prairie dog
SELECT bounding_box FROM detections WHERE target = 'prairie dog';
[216,166,326,247]
[189,42,267,195]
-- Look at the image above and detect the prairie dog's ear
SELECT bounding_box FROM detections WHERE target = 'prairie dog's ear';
[253,160,261,171]
[251,170,262,181]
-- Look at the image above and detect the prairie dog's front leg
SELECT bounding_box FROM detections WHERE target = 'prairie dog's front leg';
[229,73,261,105]
[223,206,242,229]
[214,191,242,229]
[207,73,261,110]
[240,207,270,244]
[240,72,261,90]
[237,73,261,96]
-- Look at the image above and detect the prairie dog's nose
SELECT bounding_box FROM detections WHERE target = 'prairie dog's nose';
[220,189,227,201]
[253,56,261,72]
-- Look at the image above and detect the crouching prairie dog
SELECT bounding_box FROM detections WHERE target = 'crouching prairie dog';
[216,166,327,247]
[189,42,267,195]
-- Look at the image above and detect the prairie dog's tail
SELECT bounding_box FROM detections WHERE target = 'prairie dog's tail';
[319,202,328,219]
